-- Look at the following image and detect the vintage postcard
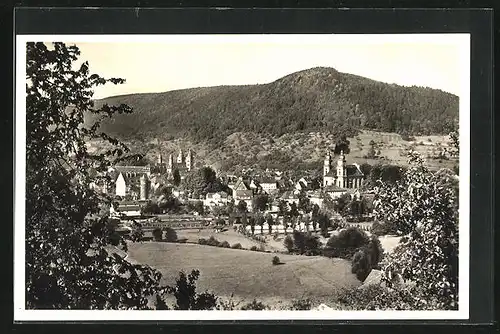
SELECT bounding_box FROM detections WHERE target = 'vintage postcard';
[15,33,470,321]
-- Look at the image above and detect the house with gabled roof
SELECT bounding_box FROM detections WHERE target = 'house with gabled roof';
[204,191,229,208]
[259,176,279,194]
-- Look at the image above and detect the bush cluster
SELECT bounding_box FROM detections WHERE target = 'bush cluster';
[197,236,234,249]
[284,232,322,256]
[370,221,394,236]
[240,299,268,310]
[231,243,243,249]
[325,227,384,282]
[291,298,312,310]
[272,256,281,265]
[336,285,442,310]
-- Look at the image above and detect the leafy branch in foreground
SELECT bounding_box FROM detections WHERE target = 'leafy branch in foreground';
[26,42,160,309]
[373,151,459,310]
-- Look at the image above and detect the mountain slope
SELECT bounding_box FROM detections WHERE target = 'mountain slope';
[91,67,459,146]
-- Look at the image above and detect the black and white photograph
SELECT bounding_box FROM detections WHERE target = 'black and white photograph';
[15,33,470,321]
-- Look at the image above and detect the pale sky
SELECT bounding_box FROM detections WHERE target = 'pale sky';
[55,34,468,99]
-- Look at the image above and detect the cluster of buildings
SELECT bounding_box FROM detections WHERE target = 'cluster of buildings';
[202,150,365,213]
[97,148,367,216]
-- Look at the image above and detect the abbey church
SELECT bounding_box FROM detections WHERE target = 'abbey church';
[153,148,194,180]
[323,150,364,189]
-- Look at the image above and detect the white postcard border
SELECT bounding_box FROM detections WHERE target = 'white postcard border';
[14,33,471,321]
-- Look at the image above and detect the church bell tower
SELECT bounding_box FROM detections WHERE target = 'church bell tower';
[336,150,347,188]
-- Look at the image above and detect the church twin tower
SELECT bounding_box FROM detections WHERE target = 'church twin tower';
[323,150,348,188]
[157,149,193,173]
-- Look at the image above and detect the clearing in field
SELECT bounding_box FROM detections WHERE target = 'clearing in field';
[126,242,361,308]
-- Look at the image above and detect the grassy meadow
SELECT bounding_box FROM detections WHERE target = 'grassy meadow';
[126,242,361,308]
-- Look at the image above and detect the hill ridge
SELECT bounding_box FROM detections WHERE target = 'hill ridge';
[90,67,458,147]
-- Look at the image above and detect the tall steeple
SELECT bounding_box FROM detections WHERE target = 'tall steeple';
[177,149,183,164]
[336,150,347,188]
[158,151,163,164]
[186,149,193,171]
[323,151,331,177]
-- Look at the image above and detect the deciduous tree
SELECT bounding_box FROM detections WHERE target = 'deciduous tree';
[25,42,162,309]
[375,151,459,309]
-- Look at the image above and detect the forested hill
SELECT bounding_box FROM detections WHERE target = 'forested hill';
[92,67,459,145]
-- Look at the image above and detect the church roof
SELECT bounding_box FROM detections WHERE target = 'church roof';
[234,189,253,200]
[280,190,299,200]
[113,165,151,174]
[325,170,337,177]
[259,177,277,184]
[347,164,364,177]
[233,178,251,191]
[323,185,346,192]
[206,191,229,199]
[325,164,364,178]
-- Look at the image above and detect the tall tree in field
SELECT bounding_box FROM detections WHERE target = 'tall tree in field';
[25,42,163,309]
[252,194,269,213]
[237,200,248,230]
[334,135,351,155]
[266,214,274,235]
[257,214,265,235]
[375,151,459,310]
[172,168,181,187]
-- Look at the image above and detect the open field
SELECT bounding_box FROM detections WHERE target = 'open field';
[175,228,271,250]
[126,242,361,308]
[348,130,456,170]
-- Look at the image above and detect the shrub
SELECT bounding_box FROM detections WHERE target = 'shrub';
[207,236,220,247]
[291,298,312,310]
[129,222,144,242]
[165,269,218,310]
[259,244,266,252]
[220,241,230,248]
[364,235,384,268]
[152,228,163,241]
[371,221,393,236]
[250,246,258,251]
[272,256,281,265]
[241,299,267,310]
[164,227,178,242]
[284,235,294,253]
[325,226,369,259]
[351,248,372,281]
[231,243,242,249]
[198,238,207,245]
[336,285,440,310]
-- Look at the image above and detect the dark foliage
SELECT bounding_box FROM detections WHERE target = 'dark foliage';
[291,298,312,310]
[231,243,243,249]
[272,256,281,265]
[283,235,294,253]
[240,299,268,310]
[164,270,218,310]
[336,285,444,310]
[152,228,163,241]
[163,227,178,242]
[325,227,370,259]
[290,231,321,255]
[26,42,164,309]
[370,221,394,236]
[351,249,372,281]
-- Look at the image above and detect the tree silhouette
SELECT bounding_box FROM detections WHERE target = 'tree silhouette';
[25,42,163,309]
